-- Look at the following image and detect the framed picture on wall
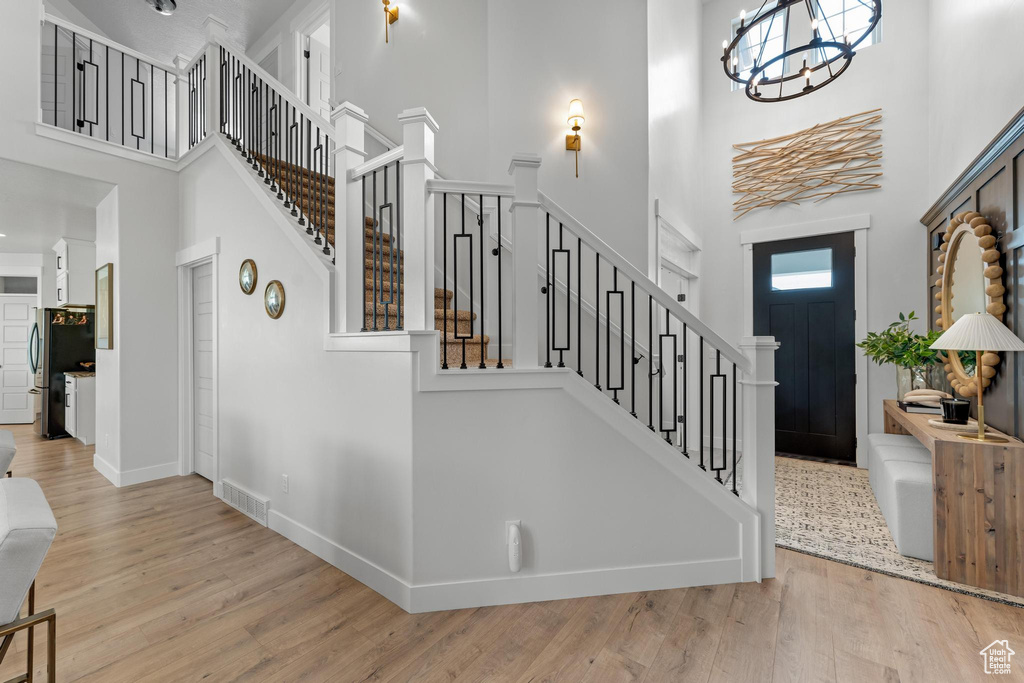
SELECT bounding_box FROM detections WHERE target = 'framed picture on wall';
[96,263,113,349]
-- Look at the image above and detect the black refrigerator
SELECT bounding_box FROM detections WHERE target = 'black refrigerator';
[30,307,94,439]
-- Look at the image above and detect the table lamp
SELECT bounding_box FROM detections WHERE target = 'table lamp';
[930,312,1024,442]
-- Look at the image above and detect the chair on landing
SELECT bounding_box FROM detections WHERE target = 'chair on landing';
[0,478,58,683]
[0,429,15,478]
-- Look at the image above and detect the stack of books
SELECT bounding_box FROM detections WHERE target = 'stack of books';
[898,388,951,415]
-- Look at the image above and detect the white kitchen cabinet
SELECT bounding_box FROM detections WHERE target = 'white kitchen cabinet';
[52,238,96,307]
[64,372,95,446]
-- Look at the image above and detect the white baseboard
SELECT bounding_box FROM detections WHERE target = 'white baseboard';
[93,454,179,488]
[408,557,743,613]
[268,509,413,611]
[93,453,120,487]
[268,507,742,614]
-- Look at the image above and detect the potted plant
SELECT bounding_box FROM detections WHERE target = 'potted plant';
[857,312,947,400]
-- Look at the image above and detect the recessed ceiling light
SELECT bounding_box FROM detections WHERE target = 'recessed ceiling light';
[145,0,177,16]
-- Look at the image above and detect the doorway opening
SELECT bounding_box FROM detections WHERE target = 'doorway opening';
[303,18,331,120]
[753,232,857,464]
[177,248,218,488]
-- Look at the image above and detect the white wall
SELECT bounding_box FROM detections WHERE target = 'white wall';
[2,0,180,484]
[926,0,1024,199]
[95,189,120,472]
[246,0,330,104]
[647,0,704,277]
[333,0,651,269]
[179,141,416,587]
[698,0,931,435]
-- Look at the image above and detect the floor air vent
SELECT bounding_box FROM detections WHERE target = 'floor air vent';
[221,479,269,526]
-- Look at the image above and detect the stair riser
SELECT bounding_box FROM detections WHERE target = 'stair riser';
[441,340,490,367]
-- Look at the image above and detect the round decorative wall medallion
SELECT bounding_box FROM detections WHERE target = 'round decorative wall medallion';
[239,259,258,295]
[936,211,1006,397]
[264,280,285,319]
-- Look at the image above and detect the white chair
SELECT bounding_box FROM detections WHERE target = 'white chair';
[0,478,58,683]
[0,429,15,477]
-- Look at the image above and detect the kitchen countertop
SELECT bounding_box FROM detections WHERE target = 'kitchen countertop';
[64,371,96,378]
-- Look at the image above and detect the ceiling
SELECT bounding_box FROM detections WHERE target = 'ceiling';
[0,159,112,254]
[66,0,292,64]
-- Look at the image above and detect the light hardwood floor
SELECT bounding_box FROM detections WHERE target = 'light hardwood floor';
[1,424,1022,682]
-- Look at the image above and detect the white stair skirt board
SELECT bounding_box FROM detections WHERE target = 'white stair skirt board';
[93,453,179,487]
[269,506,742,614]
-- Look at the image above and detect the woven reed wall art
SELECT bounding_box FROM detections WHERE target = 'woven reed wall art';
[732,109,882,220]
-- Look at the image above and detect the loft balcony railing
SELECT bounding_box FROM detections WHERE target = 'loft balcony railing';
[41,16,181,158]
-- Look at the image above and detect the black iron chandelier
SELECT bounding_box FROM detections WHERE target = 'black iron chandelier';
[722,0,881,103]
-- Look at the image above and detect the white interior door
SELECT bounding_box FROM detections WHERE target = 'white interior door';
[0,296,37,424]
[306,36,331,120]
[192,262,215,480]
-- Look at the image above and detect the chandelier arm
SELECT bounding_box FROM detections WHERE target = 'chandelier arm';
[752,6,780,80]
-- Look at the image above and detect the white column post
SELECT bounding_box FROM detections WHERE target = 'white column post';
[399,107,439,331]
[508,154,543,369]
[331,101,368,333]
[739,336,779,579]
[202,16,229,141]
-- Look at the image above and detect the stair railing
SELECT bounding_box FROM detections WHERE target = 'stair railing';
[214,44,336,262]
[40,14,181,158]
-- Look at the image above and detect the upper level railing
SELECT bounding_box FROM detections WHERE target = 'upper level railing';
[41,15,180,158]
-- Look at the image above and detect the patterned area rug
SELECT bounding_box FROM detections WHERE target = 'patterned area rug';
[774,456,1024,608]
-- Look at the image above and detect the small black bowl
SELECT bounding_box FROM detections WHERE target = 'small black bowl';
[941,397,971,425]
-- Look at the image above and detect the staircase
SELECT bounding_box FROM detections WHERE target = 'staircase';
[258,153,500,368]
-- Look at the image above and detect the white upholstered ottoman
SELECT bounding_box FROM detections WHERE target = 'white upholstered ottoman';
[866,432,934,562]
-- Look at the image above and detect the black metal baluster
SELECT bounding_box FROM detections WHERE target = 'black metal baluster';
[661,309,678,445]
[442,193,449,368]
[460,193,468,369]
[71,32,76,132]
[314,135,323,244]
[361,175,368,331]
[577,237,582,376]
[478,194,486,369]
[556,224,566,368]
[283,105,292,209]
[594,253,601,390]
[711,349,725,484]
[381,164,388,329]
[495,196,502,368]
[53,24,58,127]
[607,268,623,404]
[150,63,154,154]
[301,118,311,229]
[372,170,378,330]
[323,136,332,257]
[105,46,109,142]
[682,323,689,457]
[394,160,400,319]
[648,295,654,431]
[699,336,706,470]
[630,281,637,417]
[732,362,738,495]
[544,213,552,369]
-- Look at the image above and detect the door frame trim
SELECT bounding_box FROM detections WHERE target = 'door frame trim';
[741,215,870,467]
[176,238,220,494]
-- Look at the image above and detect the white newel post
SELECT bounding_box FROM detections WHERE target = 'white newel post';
[508,154,543,369]
[740,336,779,579]
[331,102,368,333]
[399,108,439,331]
[202,16,229,141]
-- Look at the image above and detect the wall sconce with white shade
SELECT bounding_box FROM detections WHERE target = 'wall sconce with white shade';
[383,0,399,43]
[566,99,584,178]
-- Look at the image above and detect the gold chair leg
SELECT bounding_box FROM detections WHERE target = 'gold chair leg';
[0,582,55,683]
[26,583,32,683]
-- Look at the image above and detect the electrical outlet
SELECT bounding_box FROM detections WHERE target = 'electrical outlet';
[281,474,289,493]
[505,519,521,544]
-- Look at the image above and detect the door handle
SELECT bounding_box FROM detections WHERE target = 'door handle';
[65,394,70,408]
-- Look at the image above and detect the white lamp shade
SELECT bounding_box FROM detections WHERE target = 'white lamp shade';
[567,99,585,128]
[930,313,1024,352]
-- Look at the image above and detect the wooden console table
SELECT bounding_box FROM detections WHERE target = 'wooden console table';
[883,399,1024,597]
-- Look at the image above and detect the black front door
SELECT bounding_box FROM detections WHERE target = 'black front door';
[753,232,856,462]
